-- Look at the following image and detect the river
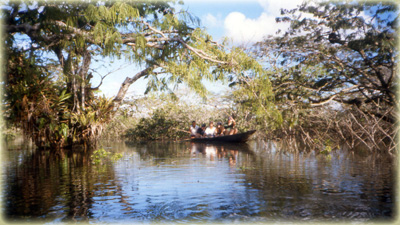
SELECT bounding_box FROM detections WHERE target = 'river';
[1,139,395,223]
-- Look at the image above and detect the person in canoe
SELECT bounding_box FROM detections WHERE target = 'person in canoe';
[205,121,217,138]
[196,123,207,138]
[225,116,237,135]
[189,121,199,138]
[215,122,225,136]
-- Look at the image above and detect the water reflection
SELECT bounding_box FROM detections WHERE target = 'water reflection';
[2,147,112,222]
[245,140,395,221]
[190,143,245,166]
[1,140,395,223]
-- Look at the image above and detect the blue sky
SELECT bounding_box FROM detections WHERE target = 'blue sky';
[94,0,304,97]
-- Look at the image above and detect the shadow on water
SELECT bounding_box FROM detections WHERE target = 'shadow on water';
[1,138,395,223]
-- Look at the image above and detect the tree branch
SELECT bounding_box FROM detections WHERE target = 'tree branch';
[112,65,159,111]
[309,85,359,107]
[122,20,232,66]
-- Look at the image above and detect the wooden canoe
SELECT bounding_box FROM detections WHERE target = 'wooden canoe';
[190,130,256,143]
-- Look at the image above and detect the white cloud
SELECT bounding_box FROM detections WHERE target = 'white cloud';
[224,12,279,44]
[224,0,304,44]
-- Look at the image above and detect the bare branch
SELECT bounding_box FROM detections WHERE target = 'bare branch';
[113,65,160,111]
[91,62,135,90]
[309,85,359,107]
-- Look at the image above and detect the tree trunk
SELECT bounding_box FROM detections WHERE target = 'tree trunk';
[79,51,92,109]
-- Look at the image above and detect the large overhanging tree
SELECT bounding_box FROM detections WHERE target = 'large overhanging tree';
[270,1,397,119]
[3,0,268,149]
[233,0,398,150]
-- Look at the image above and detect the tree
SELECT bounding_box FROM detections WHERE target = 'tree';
[3,0,268,148]
[233,0,398,151]
[268,0,397,122]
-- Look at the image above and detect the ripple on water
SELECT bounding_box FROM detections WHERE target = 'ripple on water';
[2,142,395,223]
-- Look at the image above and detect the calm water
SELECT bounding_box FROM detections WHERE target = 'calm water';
[1,139,396,223]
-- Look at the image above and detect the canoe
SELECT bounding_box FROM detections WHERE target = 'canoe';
[190,130,256,143]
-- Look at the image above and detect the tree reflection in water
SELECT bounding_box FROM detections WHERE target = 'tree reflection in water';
[3,147,119,222]
[241,140,394,220]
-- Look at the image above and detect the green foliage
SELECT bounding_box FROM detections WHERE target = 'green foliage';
[70,96,114,143]
[319,139,333,155]
[101,114,137,140]
[91,147,123,165]
[4,50,116,148]
[4,52,71,148]
[231,71,282,131]
[120,92,228,141]
[238,166,256,171]
[125,108,182,141]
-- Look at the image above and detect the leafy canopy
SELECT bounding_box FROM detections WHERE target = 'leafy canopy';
[3,0,272,148]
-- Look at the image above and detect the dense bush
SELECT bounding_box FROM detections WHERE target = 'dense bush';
[125,109,185,141]
[104,93,230,141]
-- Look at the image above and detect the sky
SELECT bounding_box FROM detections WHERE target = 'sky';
[181,0,302,44]
[94,0,305,98]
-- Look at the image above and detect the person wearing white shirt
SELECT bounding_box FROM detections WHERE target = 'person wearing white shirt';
[205,121,217,138]
[189,121,199,138]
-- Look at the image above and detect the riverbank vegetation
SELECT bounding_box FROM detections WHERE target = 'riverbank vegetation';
[2,0,397,154]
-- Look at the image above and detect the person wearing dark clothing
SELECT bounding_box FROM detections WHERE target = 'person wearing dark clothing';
[196,123,206,138]
[216,122,225,136]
